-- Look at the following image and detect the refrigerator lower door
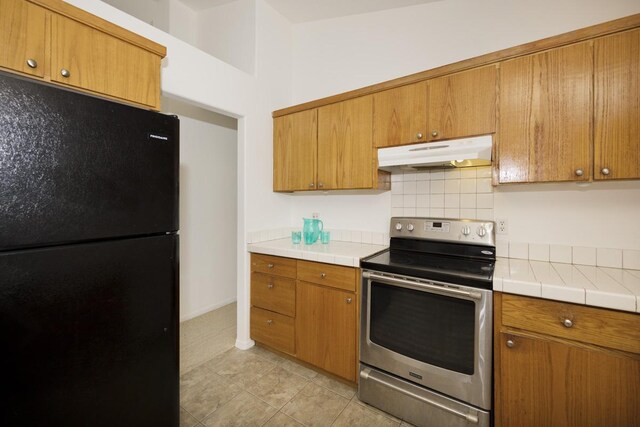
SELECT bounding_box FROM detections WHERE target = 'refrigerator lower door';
[0,235,179,427]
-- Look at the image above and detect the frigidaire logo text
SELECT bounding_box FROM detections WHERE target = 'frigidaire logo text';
[148,133,169,141]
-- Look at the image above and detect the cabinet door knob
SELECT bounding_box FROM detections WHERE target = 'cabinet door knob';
[318,182,324,188]
[26,59,38,69]
[562,318,573,328]
[267,282,274,289]
[506,339,515,348]
[60,68,71,78]
[431,130,439,137]
[416,132,423,140]
[267,263,274,269]
[346,298,352,304]
[320,272,326,278]
[309,183,315,188]
[574,169,584,177]
[601,168,610,176]
[266,319,273,325]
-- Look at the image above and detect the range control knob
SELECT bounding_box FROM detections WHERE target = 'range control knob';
[477,226,487,237]
[461,225,471,236]
[407,224,415,232]
[395,223,403,231]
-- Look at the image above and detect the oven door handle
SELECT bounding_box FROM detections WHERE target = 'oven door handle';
[363,271,482,300]
[360,367,480,424]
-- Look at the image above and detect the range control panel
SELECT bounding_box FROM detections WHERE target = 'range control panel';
[390,217,495,247]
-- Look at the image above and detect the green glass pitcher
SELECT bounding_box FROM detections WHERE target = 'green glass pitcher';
[302,217,323,244]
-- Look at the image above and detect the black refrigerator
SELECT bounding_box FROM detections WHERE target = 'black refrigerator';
[0,72,179,426]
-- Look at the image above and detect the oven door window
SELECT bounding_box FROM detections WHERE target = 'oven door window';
[369,281,475,375]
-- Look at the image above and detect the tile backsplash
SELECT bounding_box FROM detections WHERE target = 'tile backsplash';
[391,166,494,220]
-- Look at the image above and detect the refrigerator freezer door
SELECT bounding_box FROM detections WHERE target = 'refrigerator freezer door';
[0,72,179,251]
[0,235,178,426]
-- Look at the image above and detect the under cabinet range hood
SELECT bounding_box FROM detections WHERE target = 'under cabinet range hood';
[377,135,493,171]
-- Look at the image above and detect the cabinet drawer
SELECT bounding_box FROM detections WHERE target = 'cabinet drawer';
[502,294,640,354]
[251,273,295,317]
[250,306,294,355]
[251,254,296,278]
[297,260,356,291]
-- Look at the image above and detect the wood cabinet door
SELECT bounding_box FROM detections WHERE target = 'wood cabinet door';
[427,65,496,141]
[273,109,318,191]
[318,96,374,190]
[498,42,593,183]
[499,331,640,427]
[594,28,640,180]
[0,0,46,78]
[50,14,161,108]
[373,81,428,148]
[296,281,356,381]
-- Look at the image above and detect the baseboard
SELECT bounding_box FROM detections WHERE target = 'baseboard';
[235,338,255,350]
[180,297,238,323]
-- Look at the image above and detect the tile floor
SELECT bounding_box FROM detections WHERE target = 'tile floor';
[179,345,413,427]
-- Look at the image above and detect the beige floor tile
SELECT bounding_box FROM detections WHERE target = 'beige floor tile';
[281,382,350,427]
[279,359,318,379]
[180,407,200,427]
[181,325,237,374]
[332,401,401,427]
[400,422,416,427]
[311,374,356,399]
[201,391,277,427]
[264,412,304,426]
[245,365,309,409]
[180,371,243,421]
[180,302,236,347]
[248,345,287,364]
[211,349,278,388]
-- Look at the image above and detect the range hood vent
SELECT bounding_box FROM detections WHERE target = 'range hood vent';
[377,135,493,171]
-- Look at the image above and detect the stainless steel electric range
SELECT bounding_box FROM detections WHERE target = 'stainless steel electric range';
[359,217,496,427]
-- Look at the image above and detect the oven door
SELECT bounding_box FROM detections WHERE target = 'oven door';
[360,270,492,410]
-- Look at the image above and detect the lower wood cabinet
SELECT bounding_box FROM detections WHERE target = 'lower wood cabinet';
[296,280,357,382]
[250,254,359,382]
[494,293,640,427]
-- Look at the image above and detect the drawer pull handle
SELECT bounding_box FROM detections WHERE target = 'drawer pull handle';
[506,339,515,348]
[266,319,273,326]
[267,263,274,269]
[562,318,573,328]
[267,283,274,289]
[26,58,38,69]
[346,298,352,304]
[320,273,326,278]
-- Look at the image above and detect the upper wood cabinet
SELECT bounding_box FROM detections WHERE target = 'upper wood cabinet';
[317,95,376,190]
[498,42,593,183]
[0,0,165,110]
[273,109,318,191]
[427,65,497,141]
[594,28,640,181]
[0,0,46,78]
[373,81,427,148]
[50,14,161,109]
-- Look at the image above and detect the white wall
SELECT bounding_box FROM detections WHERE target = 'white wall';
[197,0,256,74]
[290,0,640,104]
[288,0,640,251]
[162,97,238,321]
[169,0,198,46]
[101,0,169,30]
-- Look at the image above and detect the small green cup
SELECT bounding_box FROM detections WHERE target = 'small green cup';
[320,231,330,244]
[291,231,302,244]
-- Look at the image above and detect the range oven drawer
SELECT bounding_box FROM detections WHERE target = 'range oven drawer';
[358,364,490,427]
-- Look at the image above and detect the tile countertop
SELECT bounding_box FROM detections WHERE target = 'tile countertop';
[494,257,640,314]
[247,238,387,267]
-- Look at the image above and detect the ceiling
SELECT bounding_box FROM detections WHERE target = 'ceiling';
[179,0,442,22]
